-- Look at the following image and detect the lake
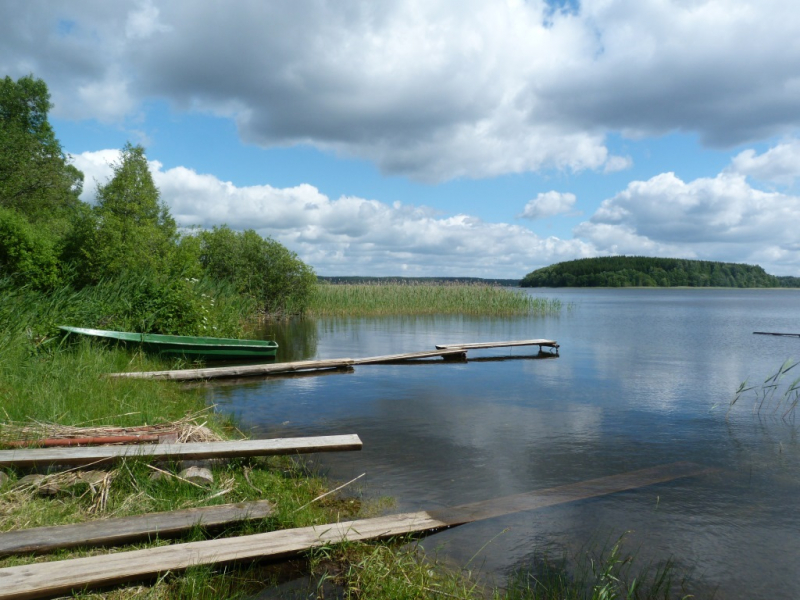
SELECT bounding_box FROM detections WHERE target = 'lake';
[209,288,800,599]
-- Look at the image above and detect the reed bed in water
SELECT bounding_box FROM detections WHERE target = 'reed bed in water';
[308,283,562,317]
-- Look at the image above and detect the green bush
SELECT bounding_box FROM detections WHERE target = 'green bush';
[0,207,60,289]
[198,226,316,316]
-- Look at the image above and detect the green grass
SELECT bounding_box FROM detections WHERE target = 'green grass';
[308,283,562,317]
[306,533,698,600]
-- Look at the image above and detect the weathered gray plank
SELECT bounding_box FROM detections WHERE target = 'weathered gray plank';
[0,500,273,557]
[753,331,800,338]
[108,358,358,381]
[108,350,468,381]
[0,435,363,468]
[435,339,559,350]
[0,462,713,600]
[351,349,467,364]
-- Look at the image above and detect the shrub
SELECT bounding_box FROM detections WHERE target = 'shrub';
[0,207,60,289]
[198,226,315,316]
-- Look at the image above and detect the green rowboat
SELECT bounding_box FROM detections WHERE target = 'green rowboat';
[59,326,278,361]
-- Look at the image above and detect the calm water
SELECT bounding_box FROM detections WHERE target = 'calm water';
[209,288,800,599]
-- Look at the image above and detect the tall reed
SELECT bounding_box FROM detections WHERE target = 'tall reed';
[727,358,800,421]
[308,282,562,317]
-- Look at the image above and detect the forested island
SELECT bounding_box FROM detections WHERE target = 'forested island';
[521,256,800,288]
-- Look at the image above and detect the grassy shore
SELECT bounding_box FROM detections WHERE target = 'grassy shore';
[308,282,562,317]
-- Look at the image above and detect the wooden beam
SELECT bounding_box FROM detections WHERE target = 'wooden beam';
[435,339,559,350]
[107,350,468,381]
[0,500,274,557]
[753,331,800,338]
[0,462,713,600]
[352,349,467,364]
[108,358,358,381]
[0,435,363,468]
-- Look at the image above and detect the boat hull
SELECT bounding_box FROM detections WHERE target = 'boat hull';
[59,326,278,361]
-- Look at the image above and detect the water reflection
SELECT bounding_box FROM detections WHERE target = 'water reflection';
[212,289,800,599]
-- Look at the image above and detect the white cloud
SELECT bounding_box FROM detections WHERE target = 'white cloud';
[730,140,800,186]
[603,155,633,174]
[70,149,122,202]
[71,150,595,277]
[125,0,171,40]
[576,168,800,274]
[6,1,800,180]
[71,139,800,276]
[518,191,577,220]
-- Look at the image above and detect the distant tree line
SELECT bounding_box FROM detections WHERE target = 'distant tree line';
[318,276,521,287]
[0,74,315,335]
[521,256,798,288]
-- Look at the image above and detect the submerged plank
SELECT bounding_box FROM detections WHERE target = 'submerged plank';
[0,462,713,600]
[428,461,717,523]
[0,500,274,557]
[435,339,559,350]
[0,435,363,468]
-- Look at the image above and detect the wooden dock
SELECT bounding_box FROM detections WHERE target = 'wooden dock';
[106,340,557,381]
[0,462,712,600]
[0,435,362,468]
[435,339,559,351]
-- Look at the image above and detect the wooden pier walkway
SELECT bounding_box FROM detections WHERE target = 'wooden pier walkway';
[435,339,559,351]
[0,435,362,468]
[107,340,557,381]
[108,349,467,381]
[0,462,711,600]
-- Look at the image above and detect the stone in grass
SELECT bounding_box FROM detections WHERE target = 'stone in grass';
[77,470,109,487]
[0,471,8,488]
[178,466,214,487]
[15,473,59,496]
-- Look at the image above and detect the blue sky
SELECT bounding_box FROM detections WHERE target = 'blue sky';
[3,1,800,278]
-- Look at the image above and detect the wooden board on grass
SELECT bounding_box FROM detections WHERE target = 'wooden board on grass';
[0,435,363,468]
[0,462,715,600]
[0,500,274,557]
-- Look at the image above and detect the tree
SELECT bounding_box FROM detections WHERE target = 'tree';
[0,207,60,289]
[64,143,178,283]
[0,75,83,226]
[198,226,316,315]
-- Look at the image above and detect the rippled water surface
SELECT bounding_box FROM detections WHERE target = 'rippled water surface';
[209,288,800,599]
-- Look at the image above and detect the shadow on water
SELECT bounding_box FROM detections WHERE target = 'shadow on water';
[253,317,319,362]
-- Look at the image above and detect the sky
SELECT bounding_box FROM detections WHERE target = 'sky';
[2,0,800,278]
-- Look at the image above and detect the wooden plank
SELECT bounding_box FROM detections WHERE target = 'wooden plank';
[428,461,717,523]
[352,349,467,364]
[753,331,800,338]
[0,462,713,600]
[108,350,466,381]
[0,500,274,557]
[0,435,362,468]
[108,358,358,381]
[435,339,559,350]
